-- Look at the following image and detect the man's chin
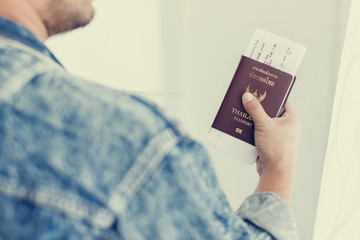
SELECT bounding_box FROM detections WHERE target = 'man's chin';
[47,10,95,37]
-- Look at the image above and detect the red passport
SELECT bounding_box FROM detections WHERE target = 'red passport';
[210,56,295,154]
[209,29,305,164]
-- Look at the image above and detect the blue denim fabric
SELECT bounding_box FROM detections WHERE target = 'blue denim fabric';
[0,17,298,240]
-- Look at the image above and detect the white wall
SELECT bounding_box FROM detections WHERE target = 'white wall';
[46,1,351,239]
[314,0,360,238]
[47,0,164,97]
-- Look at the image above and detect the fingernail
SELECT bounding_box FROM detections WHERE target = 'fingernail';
[243,92,254,104]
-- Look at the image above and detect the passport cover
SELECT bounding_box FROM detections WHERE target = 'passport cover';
[211,56,294,146]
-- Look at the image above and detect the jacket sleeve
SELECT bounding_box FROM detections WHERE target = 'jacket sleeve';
[236,192,299,240]
[115,136,297,240]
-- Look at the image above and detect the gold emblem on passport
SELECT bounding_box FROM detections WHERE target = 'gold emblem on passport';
[245,84,266,103]
[235,128,243,134]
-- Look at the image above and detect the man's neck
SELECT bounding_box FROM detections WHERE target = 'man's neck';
[0,0,48,41]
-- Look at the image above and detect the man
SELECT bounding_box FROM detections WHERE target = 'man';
[0,0,300,239]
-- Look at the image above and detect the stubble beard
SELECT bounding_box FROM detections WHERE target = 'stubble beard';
[42,0,95,37]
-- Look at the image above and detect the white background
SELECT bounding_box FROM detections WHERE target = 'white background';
[46,1,351,239]
[314,0,360,238]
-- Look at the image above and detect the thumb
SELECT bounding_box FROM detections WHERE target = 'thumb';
[242,92,270,125]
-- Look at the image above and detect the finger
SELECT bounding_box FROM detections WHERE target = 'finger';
[284,101,295,113]
[282,102,296,118]
[281,102,301,129]
[242,92,270,125]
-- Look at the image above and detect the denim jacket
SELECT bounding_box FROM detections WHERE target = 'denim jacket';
[0,17,298,240]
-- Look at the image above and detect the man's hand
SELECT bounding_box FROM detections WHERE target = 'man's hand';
[242,92,300,203]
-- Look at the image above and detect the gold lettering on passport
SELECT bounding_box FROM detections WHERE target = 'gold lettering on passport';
[249,72,275,87]
[252,66,278,79]
[232,107,253,127]
[232,108,253,121]
[245,85,266,103]
[233,116,253,127]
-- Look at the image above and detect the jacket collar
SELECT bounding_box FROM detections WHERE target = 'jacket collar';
[0,16,63,67]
